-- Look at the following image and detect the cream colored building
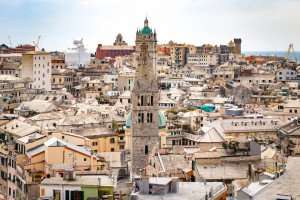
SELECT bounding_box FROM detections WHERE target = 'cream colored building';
[187,53,218,66]
[21,51,52,91]
[236,73,275,86]
[170,44,188,67]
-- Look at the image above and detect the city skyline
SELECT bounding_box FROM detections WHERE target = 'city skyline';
[1,0,300,52]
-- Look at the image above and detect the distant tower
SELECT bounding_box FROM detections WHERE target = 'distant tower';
[286,43,297,62]
[228,40,235,54]
[131,18,159,177]
[234,38,242,54]
[113,33,128,46]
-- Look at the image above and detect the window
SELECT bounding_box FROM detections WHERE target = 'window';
[70,191,83,200]
[110,138,115,144]
[111,148,115,152]
[83,158,87,161]
[150,95,154,106]
[145,145,148,155]
[141,95,144,106]
[65,190,69,200]
[147,112,153,123]
[92,141,98,146]
[138,113,144,123]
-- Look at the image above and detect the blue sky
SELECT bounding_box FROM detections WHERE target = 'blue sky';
[0,0,299,52]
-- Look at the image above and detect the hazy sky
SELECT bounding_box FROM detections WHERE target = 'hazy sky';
[0,0,299,52]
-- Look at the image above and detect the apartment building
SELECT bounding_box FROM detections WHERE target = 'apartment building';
[187,53,219,66]
[169,44,190,67]
[21,51,52,91]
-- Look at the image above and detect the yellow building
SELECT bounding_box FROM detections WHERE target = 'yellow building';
[25,137,106,183]
[79,127,126,153]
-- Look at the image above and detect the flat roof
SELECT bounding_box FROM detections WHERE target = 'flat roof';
[133,182,225,200]
[41,175,113,187]
[254,157,300,200]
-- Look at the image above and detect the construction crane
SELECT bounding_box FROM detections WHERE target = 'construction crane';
[33,35,41,50]
[286,43,297,63]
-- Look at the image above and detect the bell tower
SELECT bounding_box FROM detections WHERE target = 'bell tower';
[131,18,159,177]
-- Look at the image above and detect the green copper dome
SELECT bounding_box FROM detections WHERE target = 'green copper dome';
[138,18,153,35]
[140,26,152,35]
[125,111,166,129]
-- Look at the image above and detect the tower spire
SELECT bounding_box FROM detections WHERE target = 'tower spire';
[144,17,149,27]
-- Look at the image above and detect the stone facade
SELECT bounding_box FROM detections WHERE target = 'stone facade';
[131,18,159,176]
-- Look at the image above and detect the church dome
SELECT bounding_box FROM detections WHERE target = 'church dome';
[125,111,166,129]
[138,17,153,35]
[140,26,153,35]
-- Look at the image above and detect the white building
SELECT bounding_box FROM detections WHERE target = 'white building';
[236,73,275,87]
[40,174,114,200]
[187,53,218,66]
[65,39,91,68]
[21,51,52,91]
[276,68,297,81]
